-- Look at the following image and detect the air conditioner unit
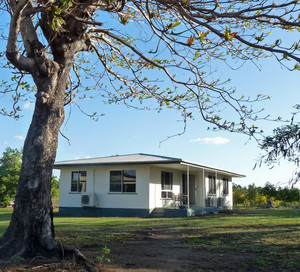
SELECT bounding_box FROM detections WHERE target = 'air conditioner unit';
[81,193,97,207]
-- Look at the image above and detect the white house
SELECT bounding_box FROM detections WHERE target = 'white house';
[54,153,244,217]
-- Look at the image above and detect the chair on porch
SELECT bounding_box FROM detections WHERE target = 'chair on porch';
[172,193,180,207]
[179,194,188,207]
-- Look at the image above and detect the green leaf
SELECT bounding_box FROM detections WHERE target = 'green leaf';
[171,21,181,28]
[294,64,300,70]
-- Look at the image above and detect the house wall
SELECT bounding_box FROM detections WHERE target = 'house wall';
[59,165,151,216]
[203,171,233,208]
[149,167,209,209]
[149,166,182,209]
[58,163,234,217]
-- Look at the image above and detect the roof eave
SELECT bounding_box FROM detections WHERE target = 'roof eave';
[53,159,182,169]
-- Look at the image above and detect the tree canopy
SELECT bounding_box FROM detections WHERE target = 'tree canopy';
[1,0,300,136]
[1,0,300,264]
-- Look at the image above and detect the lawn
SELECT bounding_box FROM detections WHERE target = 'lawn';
[0,208,299,271]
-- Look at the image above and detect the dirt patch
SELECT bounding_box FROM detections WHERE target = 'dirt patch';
[86,227,206,272]
[0,226,286,272]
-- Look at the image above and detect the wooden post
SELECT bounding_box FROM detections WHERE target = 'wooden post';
[187,165,190,209]
[203,168,205,207]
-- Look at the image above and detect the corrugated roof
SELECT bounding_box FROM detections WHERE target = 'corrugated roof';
[54,153,182,166]
[54,153,245,178]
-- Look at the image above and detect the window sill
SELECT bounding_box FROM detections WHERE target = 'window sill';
[69,192,82,194]
[108,192,137,195]
[208,193,216,196]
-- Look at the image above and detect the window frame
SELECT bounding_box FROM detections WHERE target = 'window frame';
[223,178,229,195]
[208,175,216,195]
[109,169,136,193]
[71,170,87,193]
[161,171,173,199]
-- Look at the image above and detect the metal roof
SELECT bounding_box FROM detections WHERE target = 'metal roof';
[54,153,245,178]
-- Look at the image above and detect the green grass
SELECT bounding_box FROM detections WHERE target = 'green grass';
[0,208,299,271]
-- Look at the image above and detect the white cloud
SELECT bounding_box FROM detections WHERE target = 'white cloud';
[14,135,24,141]
[84,155,91,159]
[4,141,9,146]
[190,136,230,145]
[23,101,34,110]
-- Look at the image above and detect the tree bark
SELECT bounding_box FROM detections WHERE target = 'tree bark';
[0,66,68,259]
[0,0,123,261]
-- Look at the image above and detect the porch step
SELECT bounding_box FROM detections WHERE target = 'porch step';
[149,208,166,218]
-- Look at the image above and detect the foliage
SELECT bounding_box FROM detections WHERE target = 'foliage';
[96,246,111,269]
[0,147,22,206]
[51,176,59,198]
[246,183,258,206]
[9,255,25,262]
[2,1,300,136]
[0,148,59,203]
[2,0,300,259]
[259,105,300,186]
[233,182,300,207]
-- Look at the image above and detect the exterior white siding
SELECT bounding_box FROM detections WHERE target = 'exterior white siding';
[149,166,181,209]
[59,165,234,212]
[59,165,150,210]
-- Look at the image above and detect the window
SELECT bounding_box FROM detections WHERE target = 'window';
[223,178,229,195]
[161,171,173,199]
[110,170,136,193]
[71,171,87,192]
[208,175,216,195]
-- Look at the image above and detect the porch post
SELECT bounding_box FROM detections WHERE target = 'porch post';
[187,165,190,209]
[203,168,205,207]
[215,171,218,199]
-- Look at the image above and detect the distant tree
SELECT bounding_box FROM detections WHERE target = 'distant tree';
[277,187,300,202]
[261,182,278,200]
[0,147,22,206]
[0,148,59,203]
[246,183,258,206]
[232,184,247,206]
[1,0,300,262]
[51,176,59,199]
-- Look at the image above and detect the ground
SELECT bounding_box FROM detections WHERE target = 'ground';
[0,225,253,272]
[1,209,299,272]
[0,224,297,272]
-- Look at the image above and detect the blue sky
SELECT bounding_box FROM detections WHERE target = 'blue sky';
[1,54,299,188]
[1,9,300,189]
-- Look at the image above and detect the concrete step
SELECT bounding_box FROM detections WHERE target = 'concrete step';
[149,208,166,218]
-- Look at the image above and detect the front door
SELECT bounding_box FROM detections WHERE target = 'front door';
[182,174,196,205]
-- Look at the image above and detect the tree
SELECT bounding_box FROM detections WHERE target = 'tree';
[1,0,300,261]
[259,105,300,187]
[51,176,59,199]
[246,183,258,206]
[261,182,278,200]
[0,147,22,206]
[0,148,59,204]
[232,184,247,206]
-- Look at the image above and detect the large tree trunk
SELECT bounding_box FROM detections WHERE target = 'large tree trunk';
[0,63,69,259]
[0,0,118,261]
